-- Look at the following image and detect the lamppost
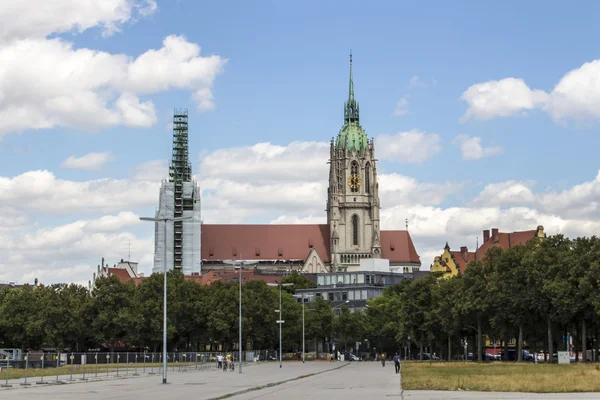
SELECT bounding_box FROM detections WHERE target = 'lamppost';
[330,300,350,358]
[267,282,294,368]
[139,215,192,384]
[293,293,314,363]
[223,255,258,374]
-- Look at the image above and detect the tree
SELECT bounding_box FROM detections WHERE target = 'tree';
[280,271,316,293]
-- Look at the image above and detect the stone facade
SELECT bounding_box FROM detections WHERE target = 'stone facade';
[327,54,381,272]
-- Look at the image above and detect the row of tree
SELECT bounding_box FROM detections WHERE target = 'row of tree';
[369,234,600,362]
[2,234,599,362]
[0,270,367,355]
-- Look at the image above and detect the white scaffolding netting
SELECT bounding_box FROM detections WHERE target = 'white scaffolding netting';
[152,180,202,275]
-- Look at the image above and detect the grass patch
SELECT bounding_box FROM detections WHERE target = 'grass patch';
[401,361,600,393]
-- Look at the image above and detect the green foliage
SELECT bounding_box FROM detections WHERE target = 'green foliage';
[1,233,598,360]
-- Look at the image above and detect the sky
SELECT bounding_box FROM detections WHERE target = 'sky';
[2,0,600,285]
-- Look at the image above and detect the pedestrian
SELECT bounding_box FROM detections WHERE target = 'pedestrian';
[393,353,400,374]
[217,354,223,369]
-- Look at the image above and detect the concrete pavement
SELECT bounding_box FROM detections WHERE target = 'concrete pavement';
[2,360,599,399]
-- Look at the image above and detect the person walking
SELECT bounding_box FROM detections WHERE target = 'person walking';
[393,353,401,374]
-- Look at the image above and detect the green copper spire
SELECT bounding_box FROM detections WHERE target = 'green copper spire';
[344,52,359,125]
[337,53,368,152]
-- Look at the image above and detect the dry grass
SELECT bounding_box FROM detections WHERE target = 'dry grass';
[0,362,207,381]
[401,361,600,393]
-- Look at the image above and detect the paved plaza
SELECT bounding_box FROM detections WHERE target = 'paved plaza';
[1,361,599,399]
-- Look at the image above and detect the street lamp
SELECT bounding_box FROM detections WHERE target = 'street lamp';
[223,255,258,374]
[267,282,294,368]
[293,293,314,363]
[330,300,350,358]
[139,215,192,384]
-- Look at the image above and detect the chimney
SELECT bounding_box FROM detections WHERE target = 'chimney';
[460,246,468,261]
[483,230,490,243]
[491,228,499,241]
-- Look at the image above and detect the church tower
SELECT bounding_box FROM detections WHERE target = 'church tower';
[327,54,381,271]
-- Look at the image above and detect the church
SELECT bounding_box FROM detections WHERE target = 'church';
[200,56,421,274]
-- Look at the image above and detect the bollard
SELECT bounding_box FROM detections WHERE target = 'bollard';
[196,353,199,370]
[116,354,120,377]
[95,353,98,378]
[143,352,146,375]
[133,353,139,376]
[20,354,31,386]
[149,354,155,375]
[106,354,110,377]
[36,354,48,384]
[55,352,61,384]
[81,354,88,381]
[1,357,11,388]
[125,353,129,376]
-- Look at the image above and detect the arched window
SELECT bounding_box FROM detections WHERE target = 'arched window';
[351,161,358,175]
[365,162,370,194]
[352,215,359,246]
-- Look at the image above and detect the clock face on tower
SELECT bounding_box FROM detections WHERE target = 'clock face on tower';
[348,174,361,190]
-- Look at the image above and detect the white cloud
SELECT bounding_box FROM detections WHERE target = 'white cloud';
[0,212,152,285]
[461,59,600,123]
[6,141,600,283]
[0,29,226,138]
[453,135,503,160]
[0,0,157,42]
[408,76,436,89]
[460,78,547,121]
[393,96,409,116]
[0,170,160,215]
[473,181,536,207]
[61,152,114,171]
[375,130,443,163]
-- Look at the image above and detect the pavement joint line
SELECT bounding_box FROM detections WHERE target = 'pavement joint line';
[207,362,350,400]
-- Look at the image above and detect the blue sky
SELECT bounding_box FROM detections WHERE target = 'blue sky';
[1,0,600,284]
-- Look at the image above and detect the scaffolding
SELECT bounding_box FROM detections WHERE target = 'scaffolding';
[152,109,201,275]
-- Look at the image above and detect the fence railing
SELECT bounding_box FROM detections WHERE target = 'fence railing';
[1,351,267,388]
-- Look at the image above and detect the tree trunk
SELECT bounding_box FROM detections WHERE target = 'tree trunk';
[477,315,483,362]
[503,334,509,361]
[582,320,587,362]
[448,334,452,361]
[517,325,523,362]
[419,341,423,361]
[547,316,553,364]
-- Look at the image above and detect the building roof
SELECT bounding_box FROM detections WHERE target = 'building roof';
[475,227,541,261]
[380,230,421,264]
[198,270,282,285]
[202,224,331,262]
[201,224,421,265]
[449,249,476,274]
[106,268,133,283]
[431,226,544,276]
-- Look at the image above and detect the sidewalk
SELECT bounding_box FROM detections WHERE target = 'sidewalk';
[0,361,348,400]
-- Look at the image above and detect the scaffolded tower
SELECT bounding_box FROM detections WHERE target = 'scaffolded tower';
[152,109,201,275]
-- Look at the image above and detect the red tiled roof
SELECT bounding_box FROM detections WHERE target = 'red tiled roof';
[202,224,330,262]
[201,224,421,265]
[449,250,476,274]
[380,230,421,264]
[107,268,133,283]
[199,270,281,285]
[476,229,539,261]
